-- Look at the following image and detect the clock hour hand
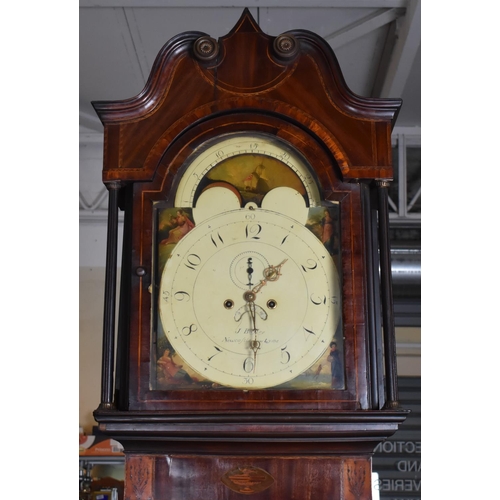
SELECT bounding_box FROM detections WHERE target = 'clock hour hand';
[251,259,288,294]
[242,256,286,372]
[247,301,260,373]
[243,290,262,373]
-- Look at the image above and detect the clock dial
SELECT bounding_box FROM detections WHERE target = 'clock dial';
[174,133,321,210]
[158,206,341,389]
[155,132,343,391]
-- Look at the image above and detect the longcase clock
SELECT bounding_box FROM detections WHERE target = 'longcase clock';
[91,9,408,500]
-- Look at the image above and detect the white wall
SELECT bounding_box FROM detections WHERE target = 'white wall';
[80,266,106,432]
[79,221,124,431]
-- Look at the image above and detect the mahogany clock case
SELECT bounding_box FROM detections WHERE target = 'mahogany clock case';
[92,9,406,433]
[109,116,371,413]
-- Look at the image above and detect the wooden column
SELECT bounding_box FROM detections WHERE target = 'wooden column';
[376,180,399,408]
[98,181,121,410]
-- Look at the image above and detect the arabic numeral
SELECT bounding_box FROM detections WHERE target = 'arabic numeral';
[184,253,201,270]
[208,346,223,361]
[310,293,327,306]
[245,223,262,239]
[174,291,191,302]
[243,357,254,373]
[210,231,224,247]
[182,324,197,336]
[162,290,170,303]
[301,259,318,272]
[215,149,225,159]
[280,346,291,364]
[303,327,316,340]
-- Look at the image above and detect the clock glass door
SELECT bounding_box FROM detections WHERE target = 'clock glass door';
[151,133,344,391]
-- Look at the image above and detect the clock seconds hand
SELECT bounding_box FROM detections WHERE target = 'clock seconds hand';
[246,257,254,288]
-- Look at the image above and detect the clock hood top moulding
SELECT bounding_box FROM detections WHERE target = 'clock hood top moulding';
[92,8,400,184]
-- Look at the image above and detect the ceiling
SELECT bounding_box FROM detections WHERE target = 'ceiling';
[79,0,421,133]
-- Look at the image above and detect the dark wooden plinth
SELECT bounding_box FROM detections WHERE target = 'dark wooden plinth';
[124,453,373,500]
[95,410,407,499]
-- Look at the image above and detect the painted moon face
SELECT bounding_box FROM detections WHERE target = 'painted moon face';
[174,133,321,209]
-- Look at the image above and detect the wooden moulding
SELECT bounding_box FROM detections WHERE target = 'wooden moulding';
[93,9,400,184]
